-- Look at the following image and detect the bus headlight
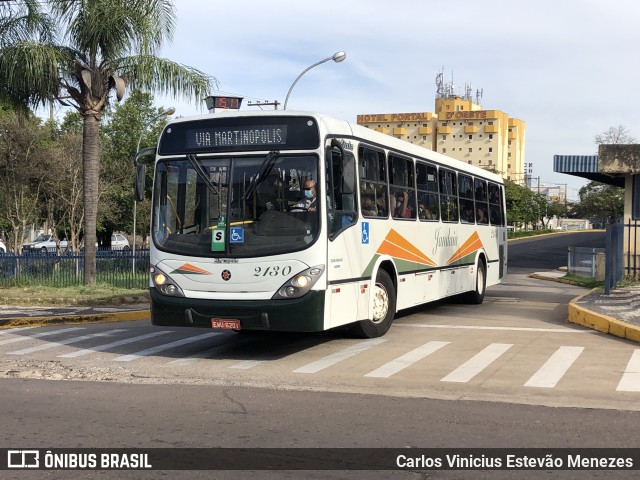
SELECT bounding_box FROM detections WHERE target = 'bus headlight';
[273,265,325,300]
[150,265,185,297]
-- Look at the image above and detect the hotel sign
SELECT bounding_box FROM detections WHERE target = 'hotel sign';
[357,112,432,123]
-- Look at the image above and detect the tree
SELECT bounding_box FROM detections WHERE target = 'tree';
[574,181,624,226]
[0,0,215,284]
[101,91,171,248]
[504,179,547,230]
[595,125,635,146]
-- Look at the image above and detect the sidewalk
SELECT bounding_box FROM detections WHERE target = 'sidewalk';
[531,270,640,343]
[0,294,150,328]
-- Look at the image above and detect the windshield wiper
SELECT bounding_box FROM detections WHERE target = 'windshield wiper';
[242,150,280,201]
[186,154,219,196]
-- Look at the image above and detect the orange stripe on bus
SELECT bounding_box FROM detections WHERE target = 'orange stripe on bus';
[446,231,484,265]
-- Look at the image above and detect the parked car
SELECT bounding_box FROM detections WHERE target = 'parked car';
[21,234,69,254]
[110,233,130,251]
[0,239,6,253]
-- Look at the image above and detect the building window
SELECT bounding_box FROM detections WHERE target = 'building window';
[442,148,446,153]
[468,148,472,153]
[488,134,493,140]
[488,147,493,153]
[468,135,472,140]
[488,161,493,166]
[488,121,494,125]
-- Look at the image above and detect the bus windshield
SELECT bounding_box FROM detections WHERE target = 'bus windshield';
[152,153,319,257]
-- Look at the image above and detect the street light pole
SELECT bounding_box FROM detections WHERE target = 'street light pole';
[133,107,175,274]
[283,51,346,110]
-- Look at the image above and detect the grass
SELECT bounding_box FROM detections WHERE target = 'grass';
[560,274,604,289]
[0,283,149,306]
[508,229,556,239]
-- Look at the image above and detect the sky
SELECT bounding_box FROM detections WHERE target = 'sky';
[62,0,640,200]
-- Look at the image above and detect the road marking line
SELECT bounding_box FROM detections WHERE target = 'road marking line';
[113,332,221,362]
[365,341,450,378]
[58,331,171,358]
[524,346,584,388]
[441,343,513,383]
[229,360,267,370]
[293,339,387,374]
[398,324,590,333]
[0,327,36,335]
[0,327,84,346]
[166,338,242,366]
[617,349,640,392]
[8,329,127,355]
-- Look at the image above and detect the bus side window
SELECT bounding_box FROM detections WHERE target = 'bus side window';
[416,162,439,221]
[488,182,503,225]
[439,168,458,222]
[358,146,387,218]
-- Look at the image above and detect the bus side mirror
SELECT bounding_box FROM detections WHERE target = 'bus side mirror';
[135,164,146,201]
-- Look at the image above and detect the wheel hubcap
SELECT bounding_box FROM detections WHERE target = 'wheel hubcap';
[372,283,389,323]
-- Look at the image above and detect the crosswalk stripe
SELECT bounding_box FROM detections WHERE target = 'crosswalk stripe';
[524,346,584,388]
[0,327,84,346]
[58,331,172,358]
[229,360,267,370]
[365,341,450,378]
[113,332,221,362]
[8,329,127,355]
[441,343,513,383]
[293,339,387,374]
[0,327,36,336]
[166,336,232,365]
[617,349,640,392]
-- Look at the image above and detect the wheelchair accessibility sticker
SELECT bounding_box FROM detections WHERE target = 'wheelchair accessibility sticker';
[361,222,369,244]
[230,227,244,244]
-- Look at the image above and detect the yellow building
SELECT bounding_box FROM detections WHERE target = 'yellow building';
[356,96,526,182]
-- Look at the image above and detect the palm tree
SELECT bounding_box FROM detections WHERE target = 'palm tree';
[0,0,216,284]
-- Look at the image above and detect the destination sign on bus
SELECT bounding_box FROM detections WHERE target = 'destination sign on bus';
[158,116,319,154]
[187,125,288,149]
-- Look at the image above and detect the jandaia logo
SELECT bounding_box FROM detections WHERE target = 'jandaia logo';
[432,227,459,256]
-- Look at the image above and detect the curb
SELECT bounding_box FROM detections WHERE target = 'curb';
[0,309,150,329]
[568,289,640,343]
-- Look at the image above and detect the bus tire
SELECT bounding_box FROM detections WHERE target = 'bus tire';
[350,269,396,338]
[463,259,486,304]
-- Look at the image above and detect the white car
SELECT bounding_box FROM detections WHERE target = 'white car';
[0,239,6,253]
[110,233,130,250]
[22,234,69,254]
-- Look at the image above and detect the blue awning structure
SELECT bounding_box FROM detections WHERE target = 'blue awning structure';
[553,155,625,187]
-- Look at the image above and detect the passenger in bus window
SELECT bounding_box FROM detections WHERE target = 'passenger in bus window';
[375,188,387,216]
[476,207,488,224]
[392,191,413,219]
[418,202,432,220]
[361,195,378,216]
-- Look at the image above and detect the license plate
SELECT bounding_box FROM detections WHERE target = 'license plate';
[211,318,241,330]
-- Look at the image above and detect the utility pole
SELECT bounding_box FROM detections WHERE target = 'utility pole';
[247,100,280,110]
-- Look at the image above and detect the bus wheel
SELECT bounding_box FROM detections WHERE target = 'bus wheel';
[463,259,486,304]
[351,269,396,338]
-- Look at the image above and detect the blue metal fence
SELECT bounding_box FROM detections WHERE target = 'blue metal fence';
[0,249,150,289]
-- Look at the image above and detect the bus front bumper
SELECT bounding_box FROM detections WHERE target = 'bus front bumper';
[149,288,326,332]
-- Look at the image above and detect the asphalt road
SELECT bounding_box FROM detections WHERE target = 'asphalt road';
[508,230,605,272]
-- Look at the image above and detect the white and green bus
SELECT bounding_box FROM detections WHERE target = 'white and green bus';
[136,110,507,338]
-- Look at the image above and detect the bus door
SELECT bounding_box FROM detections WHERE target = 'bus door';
[325,139,361,328]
